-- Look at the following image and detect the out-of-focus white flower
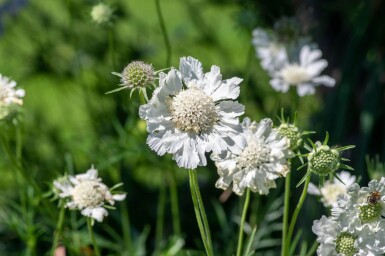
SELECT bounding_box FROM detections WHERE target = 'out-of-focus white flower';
[308,171,356,207]
[252,28,288,74]
[54,166,126,223]
[139,56,246,170]
[91,3,113,25]
[270,45,335,96]
[0,74,25,119]
[212,117,292,196]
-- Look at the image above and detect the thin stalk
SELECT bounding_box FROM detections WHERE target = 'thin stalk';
[155,172,166,252]
[87,218,101,256]
[285,175,311,255]
[236,188,251,256]
[169,168,181,235]
[51,203,65,256]
[155,0,172,66]
[188,169,214,256]
[281,171,291,256]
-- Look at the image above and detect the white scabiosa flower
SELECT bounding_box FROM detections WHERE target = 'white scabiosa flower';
[270,45,335,96]
[252,28,288,74]
[91,3,113,25]
[54,166,126,223]
[308,171,356,208]
[0,74,25,119]
[139,56,245,170]
[212,117,292,196]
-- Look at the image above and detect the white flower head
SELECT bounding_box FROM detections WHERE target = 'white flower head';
[252,28,288,74]
[270,45,335,96]
[139,56,246,170]
[308,171,356,208]
[0,74,25,119]
[91,3,113,25]
[212,117,292,196]
[53,166,126,223]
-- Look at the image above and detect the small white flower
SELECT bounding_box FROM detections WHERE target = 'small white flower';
[0,74,25,119]
[252,28,288,74]
[139,56,246,170]
[270,45,335,96]
[54,166,126,222]
[91,3,113,25]
[212,117,292,196]
[308,171,356,207]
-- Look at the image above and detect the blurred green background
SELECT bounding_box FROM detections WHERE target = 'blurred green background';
[0,0,384,255]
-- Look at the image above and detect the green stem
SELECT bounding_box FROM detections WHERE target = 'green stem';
[51,203,65,256]
[236,188,251,256]
[120,191,133,253]
[281,171,291,256]
[87,218,101,256]
[155,172,166,252]
[285,175,311,256]
[188,169,214,256]
[155,0,172,66]
[169,168,181,235]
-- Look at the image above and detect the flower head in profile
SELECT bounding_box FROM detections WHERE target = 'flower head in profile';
[53,166,126,223]
[270,45,335,96]
[91,3,113,25]
[276,110,314,152]
[252,28,288,74]
[0,74,25,119]
[297,132,355,187]
[212,117,292,195]
[308,171,356,208]
[110,61,156,101]
[139,56,246,170]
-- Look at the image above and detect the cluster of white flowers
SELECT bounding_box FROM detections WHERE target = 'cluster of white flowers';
[54,166,126,223]
[252,26,335,96]
[313,178,385,255]
[137,56,293,196]
[0,74,25,119]
[308,171,356,208]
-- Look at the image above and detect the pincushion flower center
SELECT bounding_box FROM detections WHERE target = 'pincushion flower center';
[169,87,218,134]
[281,64,310,85]
[72,181,107,208]
[237,140,271,170]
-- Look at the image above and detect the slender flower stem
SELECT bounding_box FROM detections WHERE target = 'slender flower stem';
[51,203,65,256]
[188,169,214,256]
[155,0,172,66]
[155,172,166,252]
[281,171,291,256]
[87,218,101,256]
[236,188,251,256]
[169,168,181,235]
[285,175,311,256]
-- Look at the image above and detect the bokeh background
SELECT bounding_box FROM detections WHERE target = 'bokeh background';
[0,0,384,255]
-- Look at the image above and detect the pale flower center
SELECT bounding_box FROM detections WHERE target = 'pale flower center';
[280,64,310,85]
[320,183,346,207]
[237,140,271,170]
[72,181,107,208]
[169,88,218,134]
[335,233,357,256]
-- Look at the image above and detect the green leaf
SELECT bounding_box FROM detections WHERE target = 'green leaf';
[296,171,312,187]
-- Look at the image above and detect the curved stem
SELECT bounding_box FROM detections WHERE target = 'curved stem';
[87,218,101,256]
[188,169,214,256]
[236,188,251,256]
[155,0,172,66]
[155,172,166,252]
[285,175,311,255]
[281,171,291,256]
[51,203,65,256]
